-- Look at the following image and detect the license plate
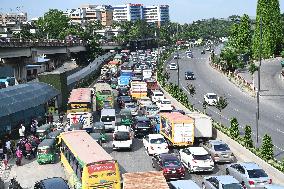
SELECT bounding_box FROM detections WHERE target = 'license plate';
[171,170,176,173]
[143,129,147,131]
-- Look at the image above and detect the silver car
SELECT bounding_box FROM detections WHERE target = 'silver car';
[124,102,138,116]
[202,175,243,189]
[201,140,235,163]
[226,162,272,189]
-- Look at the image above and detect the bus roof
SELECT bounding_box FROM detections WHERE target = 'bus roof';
[94,83,112,92]
[60,130,113,164]
[68,88,92,103]
[160,112,194,124]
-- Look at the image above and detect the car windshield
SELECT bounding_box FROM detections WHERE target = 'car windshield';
[193,154,211,160]
[163,159,181,167]
[161,101,171,104]
[126,104,136,108]
[114,132,130,141]
[208,95,217,99]
[150,138,166,144]
[214,144,230,151]
[155,93,163,96]
[101,90,111,95]
[222,184,243,189]
[136,121,151,128]
[247,169,268,178]
[121,97,131,101]
[170,63,176,66]
[147,107,159,111]
[101,116,115,122]
[120,88,128,92]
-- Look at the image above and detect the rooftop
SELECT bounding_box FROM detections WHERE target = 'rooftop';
[68,88,92,103]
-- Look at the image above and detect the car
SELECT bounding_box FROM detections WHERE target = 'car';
[137,97,153,108]
[112,125,134,150]
[179,147,214,173]
[151,153,185,180]
[132,116,153,137]
[117,96,133,108]
[187,53,193,58]
[206,47,211,51]
[145,105,160,118]
[226,162,272,189]
[118,87,129,96]
[264,185,284,189]
[156,99,173,111]
[202,175,243,189]
[34,177,70,189]
[169,62,178,70]
[200,140,235,163]
[185,50,192,54]
[124,102,138,116]
[204,93,219,106]
[151,90,164,103]
[201,50,206,54]
[185,71,195,80]
[169,180,200,189]
[173,54,180,59]
[143,134,169,155]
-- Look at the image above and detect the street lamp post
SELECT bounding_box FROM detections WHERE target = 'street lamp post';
[176,47,180,88]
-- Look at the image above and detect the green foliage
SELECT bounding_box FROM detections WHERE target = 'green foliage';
[229,117,240,139]
[252,0,283,58]
[260,134,274,161]
[280,50,284,58]
[220,47,241,71]
[216,96,228,112]
[248,63,258,75]
[243,125,254,148]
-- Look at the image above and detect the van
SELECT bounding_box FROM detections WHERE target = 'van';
[112,125,134,150]
[100,108,116,131]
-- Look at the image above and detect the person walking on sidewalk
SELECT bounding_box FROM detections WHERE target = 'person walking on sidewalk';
[48,112,53,124]
[16,147,23,166]
[19,124,25,138]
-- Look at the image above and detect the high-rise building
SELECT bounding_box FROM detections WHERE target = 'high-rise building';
[143,5,169,26]
[0,12,27,24]
[96,5,113,26]
[113,3,143,22]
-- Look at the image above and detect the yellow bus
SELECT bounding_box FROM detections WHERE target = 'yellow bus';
[59,130,121,189]
[67,88,94,114]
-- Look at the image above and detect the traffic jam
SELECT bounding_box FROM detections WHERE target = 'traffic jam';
[52,48,278,189]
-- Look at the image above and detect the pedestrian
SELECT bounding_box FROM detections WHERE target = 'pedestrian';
[3,152,8,170]
[31,121,37,135]
[15,147,23,166]
[0,141,3,160]
[24,141,32,159]
[48,112,53,124]
[19,124,25,138]
[5,138,11,159]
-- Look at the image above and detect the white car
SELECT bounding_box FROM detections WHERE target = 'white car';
[204,93,219,106]
[169,62,178,70]
[138,97,152,108]
[151,90,164,103]
[124,102,138,116]
[156,99,173,111]
[179,147,214,173]
[143,134,169,155]
[112,125,134,150]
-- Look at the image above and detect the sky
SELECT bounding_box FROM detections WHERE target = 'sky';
[1,0,284,24]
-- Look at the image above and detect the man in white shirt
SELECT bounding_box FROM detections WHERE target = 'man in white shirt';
[19,124,25,138]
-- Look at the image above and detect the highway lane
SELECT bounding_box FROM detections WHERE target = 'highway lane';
[165,47,284,160]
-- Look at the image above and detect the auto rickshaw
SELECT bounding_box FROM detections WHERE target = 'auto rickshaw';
[37,138,56,164]
[36,124,53,141]
[47,130,63,144]
[120,109,133,126]
[90,122,107,145]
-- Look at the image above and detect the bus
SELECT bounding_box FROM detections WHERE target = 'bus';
[59,130,121,189]
[94,83,114,111]
[67,88,94,114]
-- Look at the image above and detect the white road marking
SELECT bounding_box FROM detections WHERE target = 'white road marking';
[276,128,284,135]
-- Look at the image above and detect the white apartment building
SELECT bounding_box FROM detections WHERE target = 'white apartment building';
[113,3,143,22]
[143,5,169,26]
[63,8,85,25]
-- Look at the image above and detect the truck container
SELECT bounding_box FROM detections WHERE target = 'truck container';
[159,112,194,147]
[186,112,212,141]
[123,171,169,189]
[130,81,147,100]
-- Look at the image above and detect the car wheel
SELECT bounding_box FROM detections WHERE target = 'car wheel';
[202,183,206,189]
[225,168,229,175]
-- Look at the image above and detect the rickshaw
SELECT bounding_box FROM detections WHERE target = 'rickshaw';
[47,130,63,144]
[36,124,53,141]
[37,138,56,164]
[120,109,133,126]
[90,122,107,145]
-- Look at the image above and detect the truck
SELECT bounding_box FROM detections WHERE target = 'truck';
[186,112,212,141]
[67,112,93,133]
[142,69,152,80]
[123,171,169,189]
[159,112,194,147]
[130,81,148,100]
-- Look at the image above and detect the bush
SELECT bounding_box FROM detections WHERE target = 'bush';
[260,134,274,161]
[229,117,240,139]
[243,125,253,148]
[281,50,284,58]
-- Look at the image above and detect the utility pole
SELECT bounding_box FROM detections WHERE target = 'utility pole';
[176,24,180,88]
[256,16,262,144]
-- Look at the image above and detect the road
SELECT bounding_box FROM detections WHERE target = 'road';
[165,46,284,160]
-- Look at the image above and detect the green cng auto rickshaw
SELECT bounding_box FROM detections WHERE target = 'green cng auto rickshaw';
[37,138,56,164]
[36,124,52,141]
[90,122,107,145]
[47,130,63,145]
[120,109,133,126]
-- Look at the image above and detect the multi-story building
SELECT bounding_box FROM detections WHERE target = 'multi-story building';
[143,5,169,26]
[0,12,28,38]
[95,5,113,26]
[0,12,27,24]
[63,8,84,25]
[113,3,143,22]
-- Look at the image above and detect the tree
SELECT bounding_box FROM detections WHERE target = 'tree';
[248,63,258,87]
[187,84,196,97]
[243,125,253,148]
[260,134,274,161]
[236,14,252,56]
[252,0,283,58]
[216,96,228,121]
[165,72,170,81]
[203,101,208,114]
[229,117,240,139]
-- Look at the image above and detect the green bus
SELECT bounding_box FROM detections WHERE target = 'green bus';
[94,83,114,111]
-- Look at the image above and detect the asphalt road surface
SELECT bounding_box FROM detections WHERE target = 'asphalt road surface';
[165,46,284,160]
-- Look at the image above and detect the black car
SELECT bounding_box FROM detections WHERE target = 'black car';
[34,177,69,189]
[185,71,195,80]
[118,87,129,96]
[132,116,153,137]
[117,96,133,108]
[201,50,206,54]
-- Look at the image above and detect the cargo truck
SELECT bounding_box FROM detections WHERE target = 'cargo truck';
[159,112,194,147]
